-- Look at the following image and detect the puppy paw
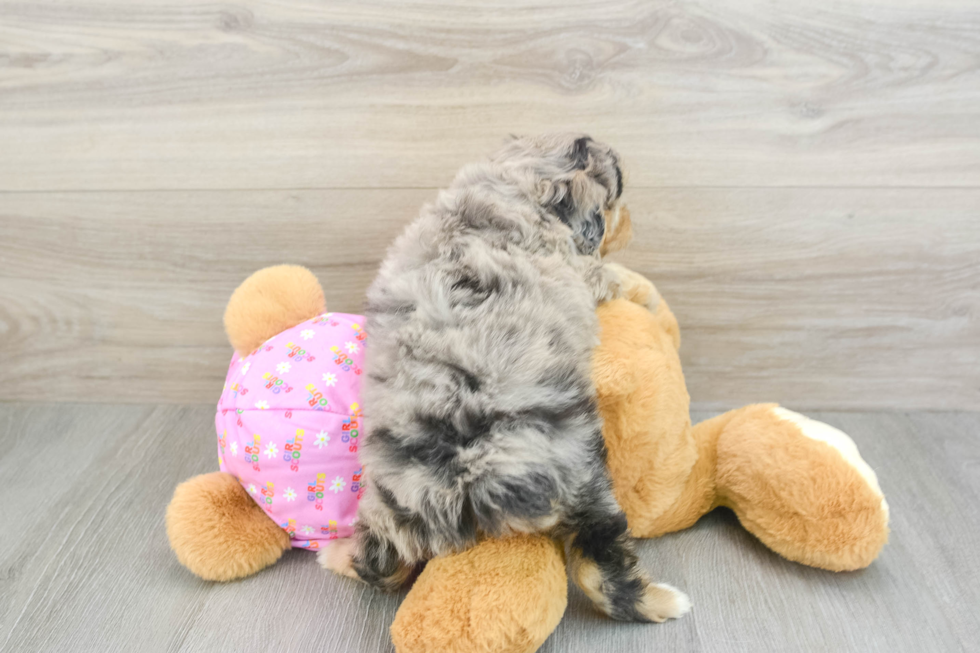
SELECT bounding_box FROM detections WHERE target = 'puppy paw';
[317,538,360,581]
[637,583,691,622]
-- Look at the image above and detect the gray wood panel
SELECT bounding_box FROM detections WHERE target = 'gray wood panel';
[1,188,977,409]
[0,404,977,652]
[0,0,978,190]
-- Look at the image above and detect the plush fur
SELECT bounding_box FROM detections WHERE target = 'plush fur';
[592,300,889,569]
[599,205,633,257]
[224,264,326,356]
[352,134,687,621]
[713,405,890,571]
[389,536,568,653]
[166,471,291,581]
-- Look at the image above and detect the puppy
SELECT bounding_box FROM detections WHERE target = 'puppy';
[321,134,688,623]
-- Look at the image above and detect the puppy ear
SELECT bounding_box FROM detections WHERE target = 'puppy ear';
[539,171,590,223]
[537,178,569,223]
[539,172,607,254]
[571,136,592,170]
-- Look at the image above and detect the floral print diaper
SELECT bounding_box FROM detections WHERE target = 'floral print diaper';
[215,312,367,549]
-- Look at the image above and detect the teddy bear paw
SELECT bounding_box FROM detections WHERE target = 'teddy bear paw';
[317,538,360,580]
[604,262,661,313]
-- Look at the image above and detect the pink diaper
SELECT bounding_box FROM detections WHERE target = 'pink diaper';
[215,312,367,549]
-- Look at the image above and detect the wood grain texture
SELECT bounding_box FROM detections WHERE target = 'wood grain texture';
[1,404,977,652]
[1,188,977,409]
[0,0,978,190]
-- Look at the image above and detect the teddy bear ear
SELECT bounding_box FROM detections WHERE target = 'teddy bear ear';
[224,265,326,355]
[599,205,633,257]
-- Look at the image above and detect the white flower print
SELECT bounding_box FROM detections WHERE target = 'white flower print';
[300,525,314,535]
[247,484,257,494]
[329,476,346,494]
[254,400,269,410]
[276,361,291,375]
[230,442,238,455]
[264,442,279,459]
[345,341,359,354]
[241,362,250,375]
[300,329,315,340]
[315,430,330,449]
[284,487,297,502]
[322,372,337,387]
[348,517,358,527]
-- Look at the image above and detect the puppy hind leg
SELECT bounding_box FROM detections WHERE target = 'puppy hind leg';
[317,536,359,580]
[329,486,428,592]
[320,517,420,591]
[565,492,690,622]
[351,523,418,592]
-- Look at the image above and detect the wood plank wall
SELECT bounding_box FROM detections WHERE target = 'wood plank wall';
[1,0,978,409]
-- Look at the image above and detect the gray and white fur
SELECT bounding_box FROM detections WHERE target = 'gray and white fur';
[330,134,689,622]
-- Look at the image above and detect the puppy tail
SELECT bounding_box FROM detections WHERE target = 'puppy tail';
[564,497,691,622]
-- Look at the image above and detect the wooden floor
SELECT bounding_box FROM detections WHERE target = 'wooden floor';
[1,0,978,411]
[0,404,977,653]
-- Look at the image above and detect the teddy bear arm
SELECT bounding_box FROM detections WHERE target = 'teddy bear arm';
[166,471,291,581]
[653,297,680,350]
[601,262,662,313]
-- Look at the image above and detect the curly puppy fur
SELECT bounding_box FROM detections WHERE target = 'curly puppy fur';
[351,134,685,622]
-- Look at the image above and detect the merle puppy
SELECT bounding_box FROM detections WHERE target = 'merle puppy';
[321,134,689,622]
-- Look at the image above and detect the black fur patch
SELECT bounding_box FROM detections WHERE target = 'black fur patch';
[457,494,479,544]
[375,473,478,552]
[450,362,482,392]
[504,396,597,434]
[455,406,496,442]
[352,525,404,591]
[370,425,462,472]
[565,476,652,621]
[375,483,430,542]
[553,191,575,225]
[588,428,609,465]
[572,209,605,254]
[442,393,599,443]
[450,271,502,308]
[571,136,592,170]
[469,471,559,535]
[573,511,629,564]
